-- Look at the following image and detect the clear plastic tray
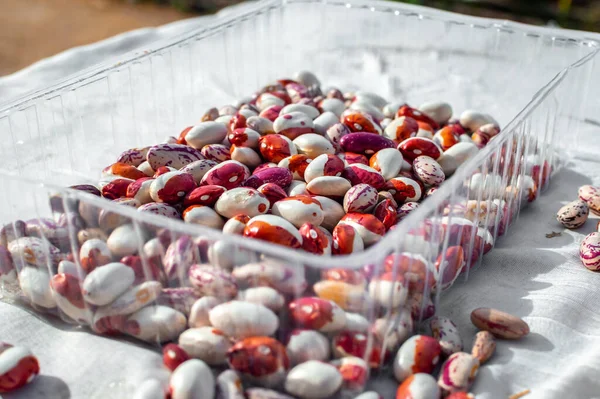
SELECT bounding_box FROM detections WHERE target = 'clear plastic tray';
[0,0,599,394]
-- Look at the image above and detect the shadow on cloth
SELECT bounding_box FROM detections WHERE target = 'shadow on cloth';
[4,375,71,399]
[2,297,160,352]
[439,166,591,396]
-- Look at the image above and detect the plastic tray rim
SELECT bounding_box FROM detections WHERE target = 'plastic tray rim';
[1,0,599,114]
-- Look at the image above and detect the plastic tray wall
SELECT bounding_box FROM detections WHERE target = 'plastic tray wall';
[0,0,598,388]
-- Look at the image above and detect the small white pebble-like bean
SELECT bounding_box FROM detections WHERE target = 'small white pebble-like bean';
[285,360,343,399]
[209,301,279,339]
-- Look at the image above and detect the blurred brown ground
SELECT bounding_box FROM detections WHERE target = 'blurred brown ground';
[0,0,195,76]
[1,0,598,77]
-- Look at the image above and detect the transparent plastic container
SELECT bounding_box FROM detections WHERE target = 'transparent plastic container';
[1,0,599,395]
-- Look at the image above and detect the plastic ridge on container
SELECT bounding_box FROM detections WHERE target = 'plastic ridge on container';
[0,0,599,395]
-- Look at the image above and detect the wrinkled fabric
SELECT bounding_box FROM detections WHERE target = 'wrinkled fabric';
[1,2,600,398]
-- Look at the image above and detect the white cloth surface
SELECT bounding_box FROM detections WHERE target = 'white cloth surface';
[1,2,600,399]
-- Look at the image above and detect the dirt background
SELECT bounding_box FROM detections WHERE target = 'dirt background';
[0,0,195,76]
[2,0,598,78]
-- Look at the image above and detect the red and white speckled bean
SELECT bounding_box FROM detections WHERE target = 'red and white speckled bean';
[78,238,112,273]
[183,185,226,207]
[313,195,345,231]
[288,297,346,333]
[580,232,600,271]
[373,199,397,230]
[273,112,314,140]
[330,356,369,391]
[343,163,385,189]
[259,134,298,163]
[437,352,480,394]
[332,224,364,255]
[228,336,288,388]
[386,177,423,204]
[228,127,261,149]
[326,123,350,152]
[368,272,408,309]
[138,202,181,219]
[342,110,382,135]
[312,280,368,312]
[286,329,330,366]
[82,262,135,306]
[188,264,238,299]
[277,154,311,180]
[209,301,278,339]
[418,101,452,126]
[396,373,441,399]
[222,214,251,235]
[188,296,222,328]
[369,148,404,180]
[578,185,599,203]
[393,335,442,382]
[126,177,154,204]
[372,308,413,351]
[179,159,218,184]
[201,144,231,163]
[184,122,228,149]
[306,176,351,197]
[49,273,93,323]
[338,152,368,167]
[556,200,589,229]
[459,110,497,132]
[237,286,285,312]
[340,132,395,156]
[285,360,342,399]
[146,143,204,170]
[383,116,418,142]
[117,147,149,167]
[169,359,214,399]
[214,187,269,219]
[216,369,245,399]
[232,260,307,295]
[303,154,345,183]
[183,205,224,229]
[0,346,40,393]
[412,156,445,186]
[430,315,463,356]
[178,327,232,365]
[398,137,442,162]
[231,145,262,168]
[471,331,496,364]
[299,223,331,255]
[343,184,378,213]
[339,213,385,245]
[470,307,530,339]
[244,166,293,190]
[124,305,187,343]
[313,111,339,135]
[200,160,249,189]
[149,171,196,204]
[293,134,335,159]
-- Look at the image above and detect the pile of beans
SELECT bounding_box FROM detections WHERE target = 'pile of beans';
[557,185,600,271]
[0,72,548,397]
[0,305,531,398]
[60,71,505,257]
